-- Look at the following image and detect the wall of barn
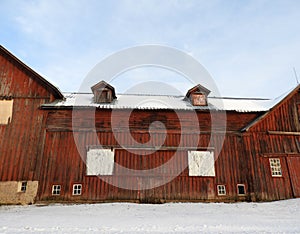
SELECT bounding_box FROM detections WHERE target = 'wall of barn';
[37,108,260,202]
[0,52,55,204]
[215,134,252,201]
[244,90,300,201]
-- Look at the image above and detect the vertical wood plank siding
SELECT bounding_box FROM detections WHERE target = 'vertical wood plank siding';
[0,52,54,183]
[244,91,300,201]
[39,131,225,201]
[37,109,262,202]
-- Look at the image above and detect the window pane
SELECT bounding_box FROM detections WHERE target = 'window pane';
[217,185,226,195]
[73,184,82,195]
[237,184,246,195]
[21,182,27,192]
[269,158,282,177]
[52,185,61,195]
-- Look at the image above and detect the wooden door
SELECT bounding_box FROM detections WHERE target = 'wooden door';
[287,157,300,197]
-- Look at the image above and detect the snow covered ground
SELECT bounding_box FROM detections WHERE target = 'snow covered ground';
[0,199,300,233]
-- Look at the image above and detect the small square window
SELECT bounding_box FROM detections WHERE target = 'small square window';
[18,181,27,192]
[52,185,61,195]
[269,158,282,177]
[237,184,246,196]
[72,184,82,195]
[217,185,226,196]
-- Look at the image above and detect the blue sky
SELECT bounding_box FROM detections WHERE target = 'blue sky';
[1,0,300,98]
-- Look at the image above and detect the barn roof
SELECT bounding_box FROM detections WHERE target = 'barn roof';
[42,92,272,112]
[0,45,64,99]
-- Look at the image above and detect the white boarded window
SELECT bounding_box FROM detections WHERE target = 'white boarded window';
[0,100,13,124]
[188,151,215,176]
[86,148,114,175]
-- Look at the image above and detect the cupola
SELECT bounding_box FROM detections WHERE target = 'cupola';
[91,80,117,103]
[185,84,210,106]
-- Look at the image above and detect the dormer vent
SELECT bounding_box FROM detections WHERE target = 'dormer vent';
[91,80,117,104]
[185,84,211,106]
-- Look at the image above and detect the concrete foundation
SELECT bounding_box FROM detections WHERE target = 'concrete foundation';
[0,181,38,205]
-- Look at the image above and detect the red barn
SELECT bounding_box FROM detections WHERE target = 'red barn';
[1,45,300,204]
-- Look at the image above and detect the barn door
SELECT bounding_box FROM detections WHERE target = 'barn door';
[287,157,300,197]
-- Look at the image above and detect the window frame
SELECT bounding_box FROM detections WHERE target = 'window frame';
[269,158,282,177]
[237,184,246,196]
[72,184,82,196]
[52,184,61,196]
[18,181,27,193]
[217,185,226,196]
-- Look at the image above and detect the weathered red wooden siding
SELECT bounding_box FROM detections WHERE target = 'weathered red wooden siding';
[0,49,57,182]
[215,135,252,200]
[251,91,300,132]
[244,90,300,201]
[38,131,210,201]
[37,108,261,202]
[46,109,260,132]
[287,157,300,197]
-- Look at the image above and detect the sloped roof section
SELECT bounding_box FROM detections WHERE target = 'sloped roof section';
[0,45,63,99]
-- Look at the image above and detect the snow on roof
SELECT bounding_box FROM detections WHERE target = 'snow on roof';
[43,92,273,112]
[209,97,271,112]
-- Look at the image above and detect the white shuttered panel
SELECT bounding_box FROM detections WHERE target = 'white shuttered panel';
[188,151,215,176]
[86,149,114,175]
